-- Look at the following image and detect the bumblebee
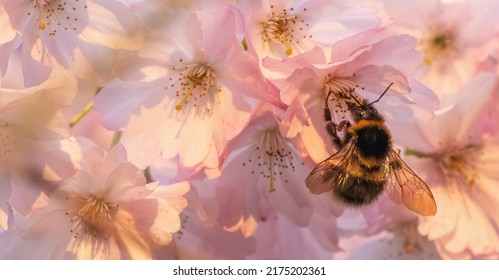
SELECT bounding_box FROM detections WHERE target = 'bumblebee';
[305,83,437,216]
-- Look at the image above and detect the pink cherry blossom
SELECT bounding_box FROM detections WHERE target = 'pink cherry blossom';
[95,6,279,171]
[389,73,499,259]
[0,0,145,86]
[0,81,77,230]
[211,103,342,232]
[238,0,381,59]
[0,144,189,259]
[379,0,499,94]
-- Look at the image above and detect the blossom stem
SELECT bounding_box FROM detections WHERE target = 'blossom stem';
[69,87,102,128]
[109,131,122,148]
[404,148,431,158]
[69,102,94,128]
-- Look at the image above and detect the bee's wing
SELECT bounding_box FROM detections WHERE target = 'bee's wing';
[305,139,358,195]
[384,149,437,216]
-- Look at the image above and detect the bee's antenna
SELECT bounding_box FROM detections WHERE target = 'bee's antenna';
[368,82,394,106]
[348,92,362,106]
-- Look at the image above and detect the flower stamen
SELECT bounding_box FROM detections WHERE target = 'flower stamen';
[323,75,363,97]
[175,85,194,111]
[29,0,87,36]
[242,128,297,193]
[406,145,482,188]
[267,152,276,193]
[170,63,218,111]
[261,5,310,56]
[68,196,118,238]
[440,146,481,187]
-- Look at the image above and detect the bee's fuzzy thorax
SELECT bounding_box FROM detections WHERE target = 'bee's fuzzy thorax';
[347,119,392,165]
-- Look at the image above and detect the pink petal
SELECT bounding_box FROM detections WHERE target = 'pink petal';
[95,79,162,130]
[352,65,410,96]
[451,73,496,145]
[382,0,439,28]
[0,164,11,230]
[0,5,17,45]
[150,182,190,213]
[262,46,327,79]
[0,210,73,259]
[68,232,122,260]
[0,92,70,140]
[105,162,148,202]
[330,27,385,64]
[122,197,182,246]
[197,7,239,62]
[121,97,171,169]
[80,0,145,51]
[113,208,152,259]
[459,0,499,46]
[350,35,420,75]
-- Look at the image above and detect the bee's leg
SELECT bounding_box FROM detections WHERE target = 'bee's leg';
[324,98,343,148]
[326,121,343,148]
[336,120,350,132]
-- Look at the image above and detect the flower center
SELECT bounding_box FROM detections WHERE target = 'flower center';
[261,5,311,56]
[28,0,87,36]
[439,146,481,187]
[168,61,219,112]
[420,24,458,65]
[322,76,363,121]
[68,196,117,238]
[241,128,296,193]
[406,145,482,188]
[323,76,360,98]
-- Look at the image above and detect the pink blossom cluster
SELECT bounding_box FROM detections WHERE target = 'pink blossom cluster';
[0,0,498,260]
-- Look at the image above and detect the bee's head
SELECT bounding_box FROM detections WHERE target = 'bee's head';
[347,82,393,122]
[348,101,384,121]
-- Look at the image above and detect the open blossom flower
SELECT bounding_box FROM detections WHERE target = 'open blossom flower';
[212,103,342,234]
[238,0,381,58]
[0,0,145,86]
[0,82,77,230]
[263,28,437,163]
[389,73,499,259]
[0,144,189,259]
[95,6,278,171]
[379,0,499,93]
